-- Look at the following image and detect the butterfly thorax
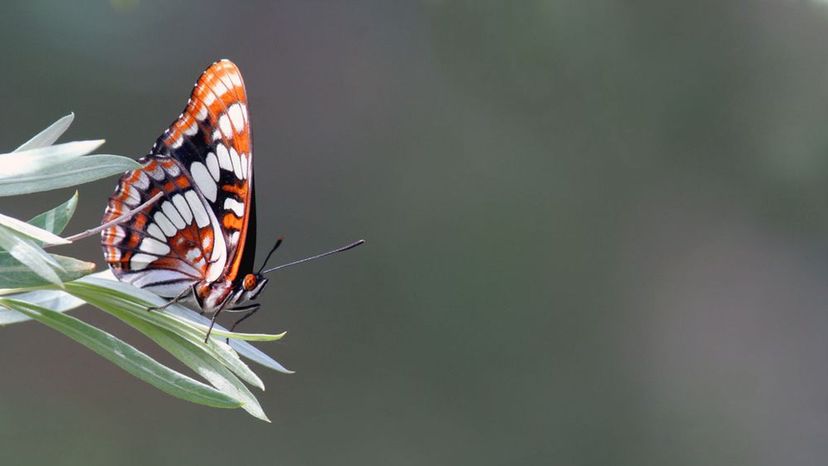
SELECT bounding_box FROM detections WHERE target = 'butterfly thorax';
[195,273,268,315]
[195,279,235,314]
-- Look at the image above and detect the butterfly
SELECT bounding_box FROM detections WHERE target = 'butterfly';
[100,59,362,340]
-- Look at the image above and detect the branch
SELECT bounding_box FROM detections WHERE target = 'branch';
[46,192,163,247]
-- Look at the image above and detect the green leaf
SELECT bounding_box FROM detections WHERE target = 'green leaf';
[0,225,63,286]
[115,311,270,421]
[27,191,78,236]
[0,254,94,289]
[0,289,84,325]
[75,277,287,342]
[65,278,269,390]
[0,154,139,196]
[229,337,295,374]
[0,140,105,178]
[0,212,70,245]
[0,194,88,290]
[0,297,242,409]
[13,113,75,152]
[125,282,292,373]
[166,310,287,342]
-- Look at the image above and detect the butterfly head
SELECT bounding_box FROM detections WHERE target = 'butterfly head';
[231,237,282,304]
[241,272,269,301]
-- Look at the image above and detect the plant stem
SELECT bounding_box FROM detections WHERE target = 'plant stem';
[46,191,162,247]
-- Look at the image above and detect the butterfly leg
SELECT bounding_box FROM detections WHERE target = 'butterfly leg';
[224,304,261,344]
[204,292,236,343]
[147,284,196,312]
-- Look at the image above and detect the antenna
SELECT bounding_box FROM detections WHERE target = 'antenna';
[257,237,284,274]
[261,239,365,274]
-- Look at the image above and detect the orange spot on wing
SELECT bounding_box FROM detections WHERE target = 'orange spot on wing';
[221,183,247,197]
[222,213,244,230]
[199,227,214,252]
[133,213,148,231]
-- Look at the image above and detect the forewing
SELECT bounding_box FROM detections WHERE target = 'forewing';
[101,59,255,296]
[153,59,255,283]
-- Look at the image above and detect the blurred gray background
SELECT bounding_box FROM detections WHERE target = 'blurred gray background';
[2,1,828,465]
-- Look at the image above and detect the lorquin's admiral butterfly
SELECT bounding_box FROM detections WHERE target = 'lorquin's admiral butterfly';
[101,59,363,341]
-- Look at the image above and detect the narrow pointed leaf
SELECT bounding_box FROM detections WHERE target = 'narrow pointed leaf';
[165,307,287,341]
[27,191,78,236]
[0,154,139,196]
[76,277,287,341]
[65,278,268,390]
[165,296,296,373]
[0,140,105,178]
[0,225,63,286]
[0,289,84,325]
[0,194,86,289]
[115,311,269,421]
[0,212,70,245]
[0,298,242,409]
[230,338,295,374]
[158,295,294,373]
[13,113,75,152]
[0,254,94,289]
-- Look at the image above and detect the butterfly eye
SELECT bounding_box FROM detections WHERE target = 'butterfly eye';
[242,273,257,291]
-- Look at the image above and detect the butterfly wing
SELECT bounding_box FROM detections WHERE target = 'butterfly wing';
[153,59,256,283]
[101,59,255,297]
[101,155,218,297]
